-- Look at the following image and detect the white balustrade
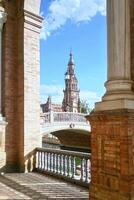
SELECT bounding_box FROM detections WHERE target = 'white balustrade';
[40,112,88,124]
[34,147,90,187]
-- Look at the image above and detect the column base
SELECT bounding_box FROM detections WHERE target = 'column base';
[95,79,134,111]
[95,99,134,111]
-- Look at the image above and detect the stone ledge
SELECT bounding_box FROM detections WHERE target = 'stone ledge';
[95,99,134,111]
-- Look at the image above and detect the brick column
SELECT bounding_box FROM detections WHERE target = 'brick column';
[18,6,43,171]
[2,0,42,172]
[87,0,134,199]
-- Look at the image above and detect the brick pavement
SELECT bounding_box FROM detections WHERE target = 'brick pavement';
[0,172,89,199]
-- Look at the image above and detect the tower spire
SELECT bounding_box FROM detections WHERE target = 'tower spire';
[68,49,74,66]
[62,51,80,113]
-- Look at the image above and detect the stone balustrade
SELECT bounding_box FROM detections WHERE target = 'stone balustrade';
[40,112,88,124]
[28,148,90,187]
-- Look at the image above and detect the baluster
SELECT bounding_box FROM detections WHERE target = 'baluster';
[49,152,51,171]
[66,155,68,176]
[85,159,88,183]
[37,151,40,169]
[41,151,43,170]
[50,153,52,172]
[42,152,44,170]
[67,156,70,177]
[65,155,67,176]
[48,152,50,171]
[49,153,51,171]
[46,152,49,171]
[80,158,84,181]
[71,156,76,179]
[56,154,58,173]
[43,152,46,171]
[52,153,55,173]
[60,154,62,174]
[88,159,91,180]
[63,155,66,176]
[38,151,40,169]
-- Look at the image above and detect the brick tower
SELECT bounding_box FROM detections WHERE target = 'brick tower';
[62,52,80,113]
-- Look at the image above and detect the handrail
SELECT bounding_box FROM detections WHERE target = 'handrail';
[36,147,90,159]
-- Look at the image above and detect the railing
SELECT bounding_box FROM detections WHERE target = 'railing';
[40,111,88,124]
[53,112,87,123]
[33,148,90,187]
[40,112,50,123]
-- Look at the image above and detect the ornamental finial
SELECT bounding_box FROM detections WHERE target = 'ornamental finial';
[68,49,74,66]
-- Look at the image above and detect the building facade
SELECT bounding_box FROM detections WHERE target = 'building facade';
[41,96,62,112]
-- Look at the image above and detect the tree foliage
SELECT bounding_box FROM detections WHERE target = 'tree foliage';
[80,100,91,114]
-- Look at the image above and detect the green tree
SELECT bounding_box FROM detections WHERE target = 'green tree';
[80,100,91,114]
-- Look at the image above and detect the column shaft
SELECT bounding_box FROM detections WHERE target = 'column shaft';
[107,0,130,80]
[95,0,134,111]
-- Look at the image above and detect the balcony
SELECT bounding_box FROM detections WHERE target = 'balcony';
[0,148,90,199]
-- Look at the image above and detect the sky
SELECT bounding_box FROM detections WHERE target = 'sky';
[40,0,107,108]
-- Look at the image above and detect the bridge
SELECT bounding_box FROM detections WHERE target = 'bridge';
[40,111,90,134]
[40,111,90,151]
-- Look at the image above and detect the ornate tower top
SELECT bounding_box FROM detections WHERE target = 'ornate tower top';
[68,51,74,66]
[62,51,80,113]
[65,51,76,78]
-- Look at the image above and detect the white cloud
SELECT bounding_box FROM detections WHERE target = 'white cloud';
[40,0,106,40]
[40,84,101,108]
[40,84,63,103]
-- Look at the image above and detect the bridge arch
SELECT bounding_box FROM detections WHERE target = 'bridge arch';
[51,128,90,152]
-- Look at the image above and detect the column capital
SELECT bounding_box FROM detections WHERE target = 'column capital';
[0,7,7,31]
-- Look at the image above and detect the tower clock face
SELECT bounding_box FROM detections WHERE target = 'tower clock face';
[72,93,77,98]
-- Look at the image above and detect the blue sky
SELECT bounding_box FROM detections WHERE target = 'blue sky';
[40,0,107,108]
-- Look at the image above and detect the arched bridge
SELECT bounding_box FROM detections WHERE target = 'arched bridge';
[40,111,90,151]
[40,111,90,135]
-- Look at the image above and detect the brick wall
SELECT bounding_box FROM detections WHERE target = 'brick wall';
[88,110,134,200]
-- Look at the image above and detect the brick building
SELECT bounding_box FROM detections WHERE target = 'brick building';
[41,96,62,112]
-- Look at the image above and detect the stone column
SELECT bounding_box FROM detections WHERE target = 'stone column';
[87,1,134,199]
[95,0,134,111]
[0,4,7,170]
